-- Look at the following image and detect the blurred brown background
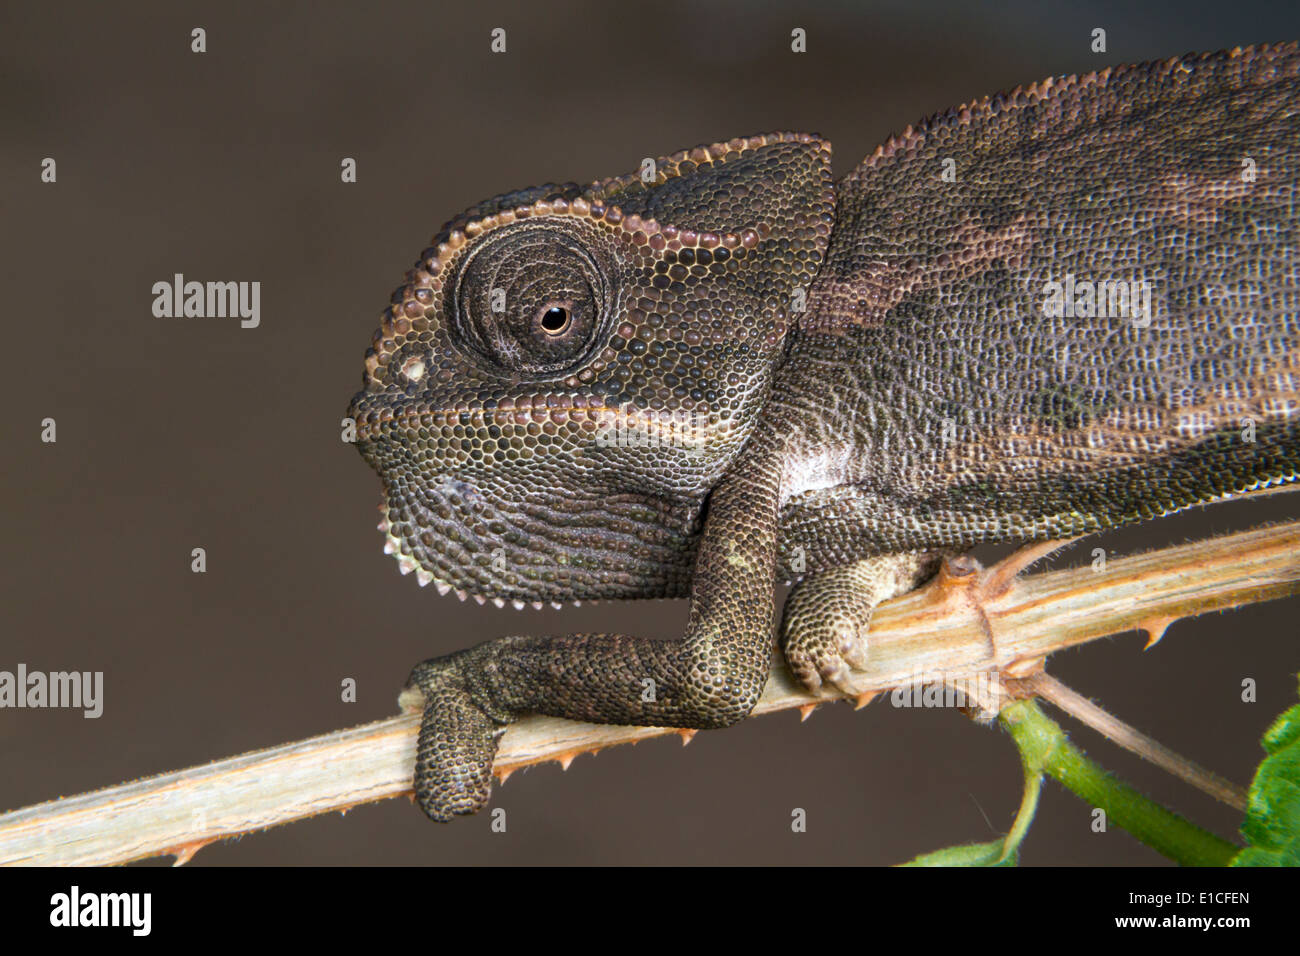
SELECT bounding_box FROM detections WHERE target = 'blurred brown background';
[3,0,1298,866]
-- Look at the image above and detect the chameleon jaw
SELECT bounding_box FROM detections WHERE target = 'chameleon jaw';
[375,502,579,611]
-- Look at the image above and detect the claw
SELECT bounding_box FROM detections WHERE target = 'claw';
[793,665,822,693]
[827,672,859,696]
[838,631,870,669]
[819,660,856,696]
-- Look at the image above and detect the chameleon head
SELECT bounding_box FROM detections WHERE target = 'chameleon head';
[347,133,834,604]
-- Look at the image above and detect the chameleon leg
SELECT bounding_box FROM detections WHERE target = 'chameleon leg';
[405,453,784,821]
[779,551,950,694]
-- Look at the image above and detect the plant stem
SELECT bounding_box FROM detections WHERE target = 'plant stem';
[1000,699,1239,866]
[5,519,1294,866]
[1001,746,1044,863]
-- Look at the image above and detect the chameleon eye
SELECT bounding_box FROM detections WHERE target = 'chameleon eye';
[453,222,611,373]
[538,304,572,335]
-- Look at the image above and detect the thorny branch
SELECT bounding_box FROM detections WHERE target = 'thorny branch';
[2,519,1299,866]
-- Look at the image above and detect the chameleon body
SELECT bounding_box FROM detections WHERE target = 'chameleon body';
[347,45,1300,821]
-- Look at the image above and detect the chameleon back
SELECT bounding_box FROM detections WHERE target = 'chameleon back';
[770,44,1300,577]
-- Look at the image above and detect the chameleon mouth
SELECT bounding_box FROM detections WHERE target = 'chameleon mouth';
[349,395,732,453]
[348,392,619,444]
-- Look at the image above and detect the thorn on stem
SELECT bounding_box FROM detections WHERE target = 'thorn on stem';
[1140,617,1176,648]
[984,537,1079,598]
[169,841,208,866]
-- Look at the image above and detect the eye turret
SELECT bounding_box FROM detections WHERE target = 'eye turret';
[453,222,609,372]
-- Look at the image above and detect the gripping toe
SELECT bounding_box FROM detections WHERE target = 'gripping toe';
[780,552,948,695]
[408,661,506,822]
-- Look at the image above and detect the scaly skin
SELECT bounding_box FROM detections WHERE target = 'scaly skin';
[347,45,1300,821]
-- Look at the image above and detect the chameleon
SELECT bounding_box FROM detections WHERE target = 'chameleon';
[346,44,1300,822]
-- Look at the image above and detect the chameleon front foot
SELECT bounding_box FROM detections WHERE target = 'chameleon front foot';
[780,552,948,694]
[405,656,507,822]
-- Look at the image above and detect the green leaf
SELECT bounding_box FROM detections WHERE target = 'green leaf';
[1232,676,1300,867]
